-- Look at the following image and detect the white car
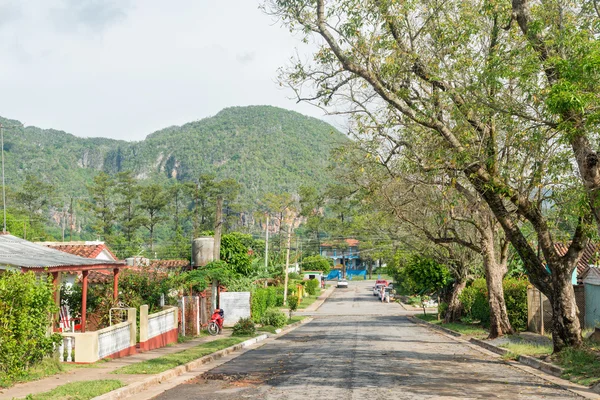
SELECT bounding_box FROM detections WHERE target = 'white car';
[373,284,385,296]
[337,279,349,288]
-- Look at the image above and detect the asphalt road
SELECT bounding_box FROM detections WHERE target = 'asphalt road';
[153,280,578,399]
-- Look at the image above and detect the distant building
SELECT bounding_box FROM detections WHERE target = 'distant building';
[319,238,362,269]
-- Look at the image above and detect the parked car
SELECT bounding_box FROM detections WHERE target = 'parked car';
[373,284,385,296]
[337,279,349,288]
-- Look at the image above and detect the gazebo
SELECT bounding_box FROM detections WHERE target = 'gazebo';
[0,233,125,332]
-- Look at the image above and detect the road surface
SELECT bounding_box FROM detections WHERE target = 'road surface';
[154,280,578,399]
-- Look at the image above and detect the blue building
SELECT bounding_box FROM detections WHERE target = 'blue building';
[319,238,362,269]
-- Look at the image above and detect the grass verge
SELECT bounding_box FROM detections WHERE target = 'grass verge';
[258,316,307,333]
[499,342,553,360]
[555,346,600,386]
[112,337,251,375]
[415,314,488,338]
[298,291,321,309]
[24,379,123,400]
[0,357,110,388]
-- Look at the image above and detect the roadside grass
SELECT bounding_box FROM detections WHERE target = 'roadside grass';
[415,314,488,338]
[0,357,112,388]
[24,379,123,400]
[298,289,321,309]
[257,325,279,334]
[177,331,208,343]
[112,337,250,375]
[554,345,600,386]
[499,342,553,361]
[258,316,308,333]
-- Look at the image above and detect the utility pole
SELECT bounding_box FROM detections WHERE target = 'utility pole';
[295,236,299,273]
[0,124,6,233]
[283,221,293,305]
[213,195,223,261]
[264,214,269,270]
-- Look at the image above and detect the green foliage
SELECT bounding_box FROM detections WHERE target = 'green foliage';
[0,272,61,381]
[503,278,529,332]
[287,295,299,312]
[260,308,287,328]
[404,256,451,295]
[459,278,528,331]
[301,255,331,274]
[438,302,449,319]
[220,232,253,275]
[232,317,256,336]
[24,379,124,400]
[305,278,319,295]
[251,286,279,322]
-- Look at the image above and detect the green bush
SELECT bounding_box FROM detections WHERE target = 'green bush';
[459,278,528,331]
[503,278,528,331]
[232,317,256,336]
[301,255,331,274]
[0,272,62,381]
[305,279,319,295]
[287,295,299,316]
[438,302,449,319]
[251,286,279,322]
[261,308,287,328]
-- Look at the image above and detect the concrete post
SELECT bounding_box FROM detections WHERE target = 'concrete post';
[139,305,149,343]
[127,307,137,348]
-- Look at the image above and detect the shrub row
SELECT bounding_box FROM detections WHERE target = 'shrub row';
[0,272,62,382]
[458,277,528,331]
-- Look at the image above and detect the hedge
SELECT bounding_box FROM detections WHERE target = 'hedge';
[251,287,279,322]
[458,277,528,331]
[305,279,319,295]
[0,272,62,381]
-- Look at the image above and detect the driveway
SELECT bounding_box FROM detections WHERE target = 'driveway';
[153,280,577,399]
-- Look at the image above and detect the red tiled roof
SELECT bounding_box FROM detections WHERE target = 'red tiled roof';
[42,242,119,261]
[321,238,359,247]
[148,259,190,270]
[554,242,600,276]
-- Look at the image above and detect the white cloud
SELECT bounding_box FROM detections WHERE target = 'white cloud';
[0,0,335,141]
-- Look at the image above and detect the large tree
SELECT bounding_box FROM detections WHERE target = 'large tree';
[85,172,116,240]
[267,0,590,350]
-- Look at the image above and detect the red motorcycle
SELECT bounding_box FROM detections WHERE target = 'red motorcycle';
[208,309,224,335]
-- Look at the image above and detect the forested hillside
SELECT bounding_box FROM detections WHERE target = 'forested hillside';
[0,106,346,202]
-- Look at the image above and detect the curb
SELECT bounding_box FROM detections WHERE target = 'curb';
[407,316,461,337]
[92,334,268,400]
[468,338,564,377]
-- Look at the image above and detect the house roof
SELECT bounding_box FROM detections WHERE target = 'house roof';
[554,242,600,276]
[0,234,123,269]
[321,238,359,247]
[40,241,118,261]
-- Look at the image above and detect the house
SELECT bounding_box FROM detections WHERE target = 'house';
[320,238,362,269]
[0,233,124,333]
[38,241,120,286]
[554,242,600,284]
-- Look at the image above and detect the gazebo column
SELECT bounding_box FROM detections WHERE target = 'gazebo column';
[113,268,120,302]
[81,270,89,333]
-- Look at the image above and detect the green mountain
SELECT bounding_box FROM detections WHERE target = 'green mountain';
[0,106,346,202]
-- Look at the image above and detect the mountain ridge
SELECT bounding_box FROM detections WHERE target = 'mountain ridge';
[0,105,346,202]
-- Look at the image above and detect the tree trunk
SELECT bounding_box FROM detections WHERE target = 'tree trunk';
[444,279,466,323]
[550,267,582,351]
[481,226,513,339]
[486,265,513,338]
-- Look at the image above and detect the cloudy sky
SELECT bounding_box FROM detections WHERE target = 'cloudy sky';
[0,0,329,141]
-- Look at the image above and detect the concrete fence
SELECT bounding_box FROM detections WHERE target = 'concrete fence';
[58,308,137,363]
[139,305,178,351]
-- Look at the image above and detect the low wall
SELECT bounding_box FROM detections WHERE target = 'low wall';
[220,292,251,327]
[59,308,137,363]
[139,305,179,352]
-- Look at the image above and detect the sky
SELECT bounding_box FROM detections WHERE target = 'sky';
[0,0,332,141]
